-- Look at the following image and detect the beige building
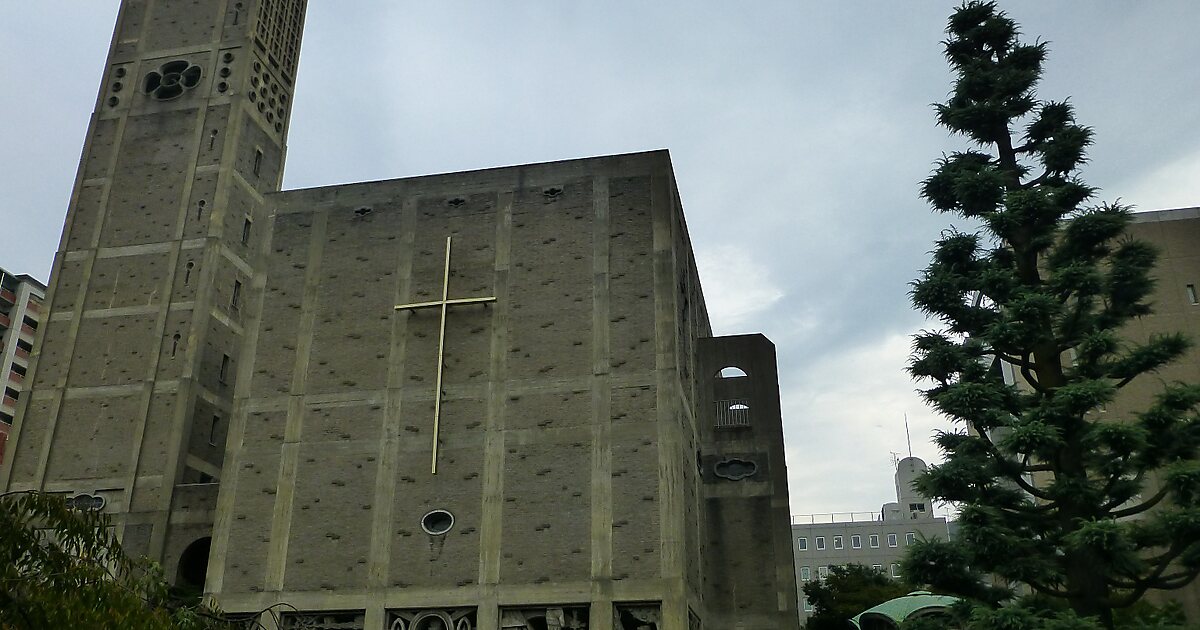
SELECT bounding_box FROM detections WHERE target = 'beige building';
[0,2,799,629]
[0,268,45,465]
[1109,208,1200,619]
[790,457,950,624]
[991,207,1200,619]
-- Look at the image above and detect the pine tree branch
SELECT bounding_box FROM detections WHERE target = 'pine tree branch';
[1110,484,1169,519]
[1099,470,1144,511]
[1027,578,1072,598]
[1020,358,1049,393]
[1010,472,1056,503]
[1109,544,1196,607]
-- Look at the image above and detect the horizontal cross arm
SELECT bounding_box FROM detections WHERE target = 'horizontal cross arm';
[394,295,497,311]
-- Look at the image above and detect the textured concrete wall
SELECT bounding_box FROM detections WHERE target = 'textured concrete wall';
[206,151,733,629]
[0,0,309,591]
[697,335,800,630]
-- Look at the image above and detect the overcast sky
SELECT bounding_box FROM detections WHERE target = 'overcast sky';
[3,2,1199,518]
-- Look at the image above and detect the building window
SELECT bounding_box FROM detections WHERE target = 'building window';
[241,217,253,245]
[171,333,181,358]
[815,536,825,551]
[715,399,752,428]
[891,563,901,578]
[906,532,917,545]
[802,598,813,612]
[851,534,861,549]
[796,537,808,552]
[833,535,843,550]
[800,566,810,581]
[869,534,879,548]
[872,564,883,573]
[887,533,898,548]
[231,279,242,309]
[209,415,220,446]
[1188,283,1199,305]
[909,503,926,512]
[253,149,263,176]
[817,566,829,579]
[219,354,231,384]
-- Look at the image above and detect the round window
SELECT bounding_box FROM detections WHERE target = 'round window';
[421,509,454,535]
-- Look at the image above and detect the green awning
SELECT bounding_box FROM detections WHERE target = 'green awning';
[850,591,960,629]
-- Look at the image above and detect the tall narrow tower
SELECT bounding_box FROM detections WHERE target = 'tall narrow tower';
[1,0,307,581]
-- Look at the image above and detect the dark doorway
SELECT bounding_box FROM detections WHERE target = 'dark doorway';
[175,536,212,591]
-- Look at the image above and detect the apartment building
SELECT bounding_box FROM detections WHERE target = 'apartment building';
[0,268,45,464]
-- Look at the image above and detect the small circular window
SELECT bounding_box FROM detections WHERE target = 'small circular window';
[421,509,454,535]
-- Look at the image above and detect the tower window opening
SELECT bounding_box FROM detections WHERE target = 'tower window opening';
[253,149,263,176]
[197,199,206,221]
[241,218,252,245]
[209,129,218,150]
[209,415,220,445]
[715,399,752,428]
[219,354,231,384]
[184,261,195,285]
[171,333,181,357]
[1188,284,1198,305]
[231,280,242,310]
[717,366,748,378]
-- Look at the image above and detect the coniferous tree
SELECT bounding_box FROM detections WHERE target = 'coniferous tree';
[904,2,1200,628]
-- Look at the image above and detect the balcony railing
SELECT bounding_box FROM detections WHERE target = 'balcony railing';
[792,512,884,525]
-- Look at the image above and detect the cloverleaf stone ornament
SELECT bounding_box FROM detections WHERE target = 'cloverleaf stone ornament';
[143,60,203,100]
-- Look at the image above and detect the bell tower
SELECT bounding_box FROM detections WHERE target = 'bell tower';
[1,0,307,583]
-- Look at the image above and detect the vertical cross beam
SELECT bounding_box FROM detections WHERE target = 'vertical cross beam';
[394,236,495,473]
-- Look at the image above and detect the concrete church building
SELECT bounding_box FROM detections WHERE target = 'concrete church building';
[0,2,799,629]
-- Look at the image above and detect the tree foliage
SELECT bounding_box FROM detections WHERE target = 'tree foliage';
[0,490,229,629]
[906,2,1200,627]
[802,563,913,630]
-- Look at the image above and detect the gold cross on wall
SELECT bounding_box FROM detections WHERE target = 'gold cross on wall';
[394,236,496,474]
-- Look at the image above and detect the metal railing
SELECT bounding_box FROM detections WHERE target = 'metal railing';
[791,511,883,525]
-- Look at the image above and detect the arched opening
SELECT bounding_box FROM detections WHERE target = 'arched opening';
[175,536,211,593]
[716,366,748,378]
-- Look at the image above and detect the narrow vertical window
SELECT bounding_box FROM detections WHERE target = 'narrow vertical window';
[209,129,218,150]
[231,280,242,309]
[851,534,861,549]
[833,535,843,550]
[906,532,917,545]
[891,563,901,578]
[184,261,195,285]
[1188,284,1198,305]
[253,149,263,176]
[870,534,879,548]
[887,533,898,548]
[219,354,231,383]
[209,415,220,445]
[815,536,825,551]
[796,537,808,551]
[799,566,810,581]
[171,333,181,357]
[241,217,253,245]
[197,199,206,221]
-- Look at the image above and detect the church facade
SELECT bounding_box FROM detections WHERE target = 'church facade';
[0,2,799,629]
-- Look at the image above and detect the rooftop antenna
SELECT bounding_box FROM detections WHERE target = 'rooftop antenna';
[904,413,913,459]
